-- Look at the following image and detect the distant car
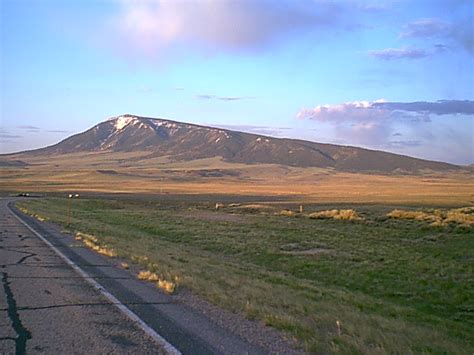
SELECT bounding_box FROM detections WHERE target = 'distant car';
[17,193,30,197]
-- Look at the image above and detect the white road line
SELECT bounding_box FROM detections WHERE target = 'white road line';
[7,203,181,355]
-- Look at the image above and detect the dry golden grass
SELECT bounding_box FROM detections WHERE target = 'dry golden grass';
[17,206,47,222]
[137,270,177,294]
[75,232,117,257]
[277,209,297,217]
[137,270,161,281]
[1,151,473,205]
[308,209,362,221]
[387,207,474,227]
[445,207,474,225]
[157,279,177,294]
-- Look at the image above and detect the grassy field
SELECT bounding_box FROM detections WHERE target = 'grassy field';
[2,151,474,205]
[16,196,474,353]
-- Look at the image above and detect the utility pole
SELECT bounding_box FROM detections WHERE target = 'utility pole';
[67,193,79,226]
[67,194,72,226]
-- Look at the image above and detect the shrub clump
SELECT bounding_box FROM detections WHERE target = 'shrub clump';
[308,209,362,221]
[234,204,273,213]
[386,209,439,223]
[445,207,474,226]
[75,232,117,257]
[137,270,177,294]
[387,207,474,228]
[277,209,297,217]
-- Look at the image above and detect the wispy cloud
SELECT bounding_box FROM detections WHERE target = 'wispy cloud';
[17,125,40,131]
[195,94,216,100]
[400,17,474,55]
[372,100,474,116]
[400,18,450,39]
[46,130,69,133]
[369,16,474,61]
[7,126,69,135]
[195,94,256,101]
[368,47,430,60]
[387,140,422,148]
[218,96,256,101]
[0,133,22,139]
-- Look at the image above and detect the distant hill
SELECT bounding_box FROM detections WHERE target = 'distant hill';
[12,114,461,173]
[0,159,28,167]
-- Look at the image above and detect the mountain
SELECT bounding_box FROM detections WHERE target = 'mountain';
[15,114,460,173]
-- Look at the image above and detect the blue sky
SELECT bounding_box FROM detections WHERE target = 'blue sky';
[1,0,473,164]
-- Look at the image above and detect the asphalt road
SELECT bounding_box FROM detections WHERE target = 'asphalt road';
[0,198,266,354]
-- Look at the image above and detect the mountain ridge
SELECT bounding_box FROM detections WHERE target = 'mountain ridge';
[6,114,462,173]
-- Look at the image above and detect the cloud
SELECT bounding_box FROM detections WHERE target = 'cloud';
[109,0,379,57]
[453,22,474,54]
[195,94,216,100]
[370,16,474,60]
[387,140,422,148]
[195,94,256,101]
[372,100,474,116]
[296,99,474,153]
[0,133,22,139]
[297,99,474,122]
[3,126,69,137]
[217,96,256,101]
[46,130,69,133]
[400,18,450,38]
[400,18,474,55]
[368,47,430,60]
[297,100,390,122]
[18,125,40,131]
[433,43,450,53]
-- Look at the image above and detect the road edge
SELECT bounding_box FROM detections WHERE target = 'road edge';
[7,201,181,355]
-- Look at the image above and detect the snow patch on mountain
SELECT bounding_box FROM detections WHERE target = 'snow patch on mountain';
[149,120,181,130]
[114,115,139,130]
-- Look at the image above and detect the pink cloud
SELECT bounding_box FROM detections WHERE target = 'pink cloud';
[296,99,473,122]
[108,0,365,56]
[296,99,473,157]
[296,100,389,122]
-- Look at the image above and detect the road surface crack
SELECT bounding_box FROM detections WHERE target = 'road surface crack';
[1,272,32,354]
[0,247,38,264]
[16,252,37,265]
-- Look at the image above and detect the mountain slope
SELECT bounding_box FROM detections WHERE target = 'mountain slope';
[19,114,460,173]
